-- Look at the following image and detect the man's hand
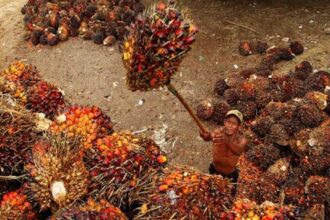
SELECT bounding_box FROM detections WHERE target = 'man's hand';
[200,130,211,142]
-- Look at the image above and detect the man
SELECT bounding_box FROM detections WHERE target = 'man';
[200,110,248,183]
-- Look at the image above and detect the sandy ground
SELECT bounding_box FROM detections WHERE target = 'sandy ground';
[0,0,330,172]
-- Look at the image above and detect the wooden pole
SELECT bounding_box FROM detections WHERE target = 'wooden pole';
[167,83,208,133]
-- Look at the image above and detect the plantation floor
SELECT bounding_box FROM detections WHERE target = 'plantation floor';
[1,0,330,172]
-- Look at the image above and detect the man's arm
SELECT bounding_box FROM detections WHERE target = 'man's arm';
[227,137,248,156]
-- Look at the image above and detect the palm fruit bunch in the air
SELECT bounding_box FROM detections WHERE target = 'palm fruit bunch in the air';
[21,0,145,46]
[85,131,167,207]
[220,199,298,220]
[0,190,36,219]
[57,198,127,220]
[134,166,233,219]
[24,134,89,211]
[122,1,198,91]
[51,105,113,149]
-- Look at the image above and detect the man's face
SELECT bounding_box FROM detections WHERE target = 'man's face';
[223,115,240,135]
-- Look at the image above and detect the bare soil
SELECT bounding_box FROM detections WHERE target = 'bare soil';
[0,0,329,172]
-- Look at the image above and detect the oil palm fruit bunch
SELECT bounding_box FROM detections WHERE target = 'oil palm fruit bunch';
[135,166,233,219]
[56,198,127,220]
[51,105,113,149]
[212,101,230,124]
[306,70,330,92]
[0,190,36,220]
[305,176,330,205]
[24,134,89,211]
[123,1,198,91]
[26,80,65,120]
[214,78,229,96]
[292,61,313,80]
[0,62,40,103]
[196,99,214,120]
[86,131,167,207]
[0,94,39,177]
[222,199,297,220]
[245,143,281,170]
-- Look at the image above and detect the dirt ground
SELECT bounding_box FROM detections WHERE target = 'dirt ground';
[0,0,329,173]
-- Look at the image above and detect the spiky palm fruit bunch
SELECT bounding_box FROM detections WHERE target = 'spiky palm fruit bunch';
[25,135,89,211]
[238,41,253,56]
[196,99,214,120]
[304,91,328,110]
[0,190,36,220]
[290,41,304,55]
[51,105,113,149]
[22,0,144,46]
[245,143,281,170]
[0,94,40,176]
[293,61,313,80]
[236,156,280,204]
[57,198,127,220]
[255,41,269,54]
[212,101,230,124]
[221,199,297,220]
[283,174,307,207]
[306,70,330,92]
[0,62,40,103]
[122,1,198,91]
[239,68,257,79]
[237,101,257,121]
[276,76,306,99]
[26,80,65,119]
[251,116,274,138]
[269,123,290,146]
[86,131,167,207]
[135,166,233,220]
[296,102,325,128]
[214,78,229,96]
[224,88,239,106]
[305,176,330,204]
[266,157,290,185]
[237,81,256,101]
[255,90,271,109]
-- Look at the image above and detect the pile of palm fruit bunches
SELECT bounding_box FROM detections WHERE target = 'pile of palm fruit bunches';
[21,0,145,46]
[0,62,303,219]
[196,40,330,218]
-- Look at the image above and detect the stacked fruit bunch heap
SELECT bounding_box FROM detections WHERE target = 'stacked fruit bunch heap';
[196,41,325,123]
[135,166,233,219]
[57,198,127,220]
[51,105,113,149]
[220,199,298,220]
[0,62,66,119]
[24,135,89,211]
[0,190,36,219]
[21,0,145,46]
[85,131,167,207]
[122,1,198,91]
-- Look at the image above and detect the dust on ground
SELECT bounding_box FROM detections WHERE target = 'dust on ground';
[0,0,329,172]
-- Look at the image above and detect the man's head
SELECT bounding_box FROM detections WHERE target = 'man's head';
[223,110,243,136]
